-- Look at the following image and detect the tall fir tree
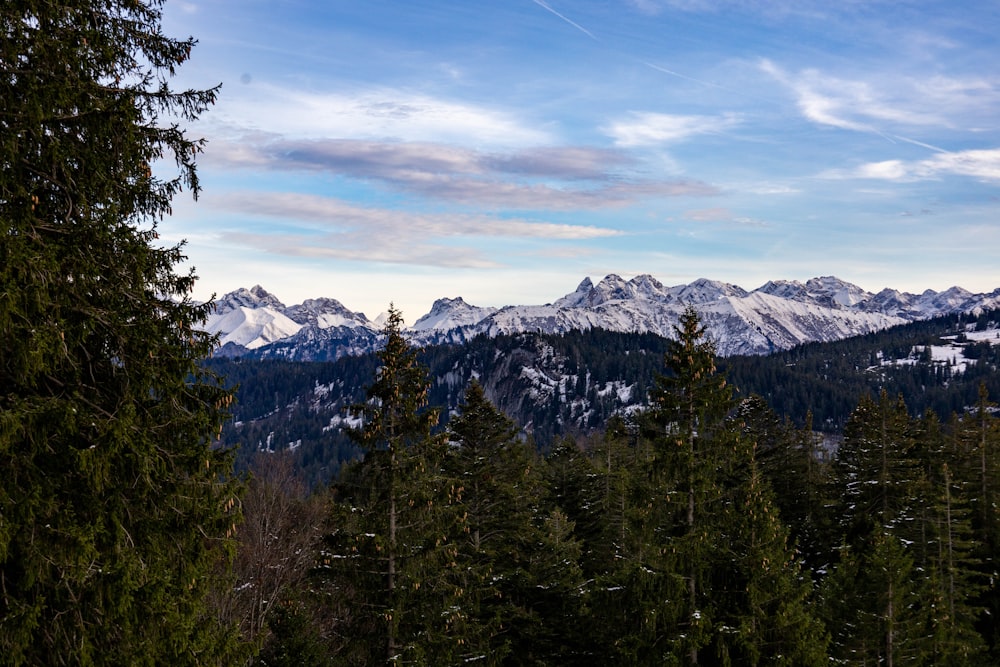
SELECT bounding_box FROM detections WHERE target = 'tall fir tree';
[821,530,922,666]
[950,383,1000,657]
[1,1,241,664]
[916,462,988,665]
[318,307,468,665]
[643,306,739,664]
[834,390,922,547]
[443,381,534,663]
[740,399,832,568]
[826,391,926,664]
[720,444,829,666]
[445,381,592,664]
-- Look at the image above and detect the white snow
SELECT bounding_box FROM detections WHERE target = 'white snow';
[201,277,1000,358]
[203,306,302,350]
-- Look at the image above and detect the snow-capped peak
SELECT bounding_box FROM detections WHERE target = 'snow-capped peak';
[198,275,1000,360]
[802,276,872,308]
[410,297,498,332]
[213,284,286,314]
[284,297,371,329]
[203,303,301,350]
[671,278,748,304]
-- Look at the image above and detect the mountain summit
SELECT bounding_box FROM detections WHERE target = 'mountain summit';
[201,275,1000,360]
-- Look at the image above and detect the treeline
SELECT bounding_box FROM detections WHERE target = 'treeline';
[723,308,1000,431]
[226,307,1000,665]
[207,308,1000,488]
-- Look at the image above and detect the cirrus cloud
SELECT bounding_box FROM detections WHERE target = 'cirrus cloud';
[205,136,718,209]
[206,190,624,268]
[604,111,742,147]
[826,148,1000,183]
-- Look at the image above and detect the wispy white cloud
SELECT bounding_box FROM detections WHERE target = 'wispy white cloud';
[216,191,622,239]
[741,182,800,195]
[925,149,1000,181]
[210,85,550,147]
[604,111,741,147]
[222,229,505,269]
[825,148,1000,183]
[761,60,941,133]
[207,191,623,268]
[761,60,1000,138]
[855,160,909,180]
[215,139,629,181]
[204,137,718,208]
[685,207,732,222]
[683,207,769,227]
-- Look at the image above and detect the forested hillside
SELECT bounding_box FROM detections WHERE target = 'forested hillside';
[208,306,1000,485]
[230,306,1000,665]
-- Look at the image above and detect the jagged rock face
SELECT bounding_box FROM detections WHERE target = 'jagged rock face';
[411,297,498,332]
[200,275,1000,360]
[284,297,369,327]
[214,285,286,313]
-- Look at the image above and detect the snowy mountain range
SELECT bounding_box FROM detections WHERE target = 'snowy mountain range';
[201,275,1000,360]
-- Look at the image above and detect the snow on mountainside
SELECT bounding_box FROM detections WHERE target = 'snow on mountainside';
[200,275,1000,360]
[410,297,498,332]
[284,297,372,329]
[204,286,377,357]
[203,286,302,350]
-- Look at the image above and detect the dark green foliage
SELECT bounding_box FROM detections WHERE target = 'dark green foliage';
[741,399,834,568]
[207,310,1000,664]
[211,310,1000,483]
[561,308,829,665]
[444,382,587,664]
[642,307,739,663]
[822,390,995,665]
[718,450,829,666]
[948,384,1000,658]
[256,602,331,667]
[722,309,1000,431]
[834,390,923,547]
[821,531,923,665]
[1,1,241,664]
[316,308,470,665]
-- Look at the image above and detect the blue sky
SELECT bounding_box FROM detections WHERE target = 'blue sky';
[160,0,1000,321]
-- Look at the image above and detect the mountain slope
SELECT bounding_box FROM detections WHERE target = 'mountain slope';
[201,275,1000,360]
[208,307,1000,486]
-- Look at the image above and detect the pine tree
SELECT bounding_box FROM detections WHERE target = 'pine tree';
[916,462,988,665]
[821,530,921,666]
[444,380,546,663]
[949,383,1000,657]
[827,391,927,664]
[649,307,739,663]
[318,307,466,665]
[720,445,828,666]
[835,391,921,546]
[1,1,241,663]
[740,397,832,565]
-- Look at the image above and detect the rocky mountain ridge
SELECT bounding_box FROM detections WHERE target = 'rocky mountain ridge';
[201,275,1000,360]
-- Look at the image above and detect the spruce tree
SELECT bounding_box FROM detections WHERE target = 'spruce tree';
[318,307,467,665]
[721,446,828,666]
[826,391,926,664]
[821,530,921,666]
[1,1,240,664]
[644,306,738,664]
[444,380,539,663]
[835,391,921,546]
[949,384,1000,657]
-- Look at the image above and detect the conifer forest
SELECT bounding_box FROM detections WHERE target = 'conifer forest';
[234,306,1000,666]
[4,2,1000,666]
